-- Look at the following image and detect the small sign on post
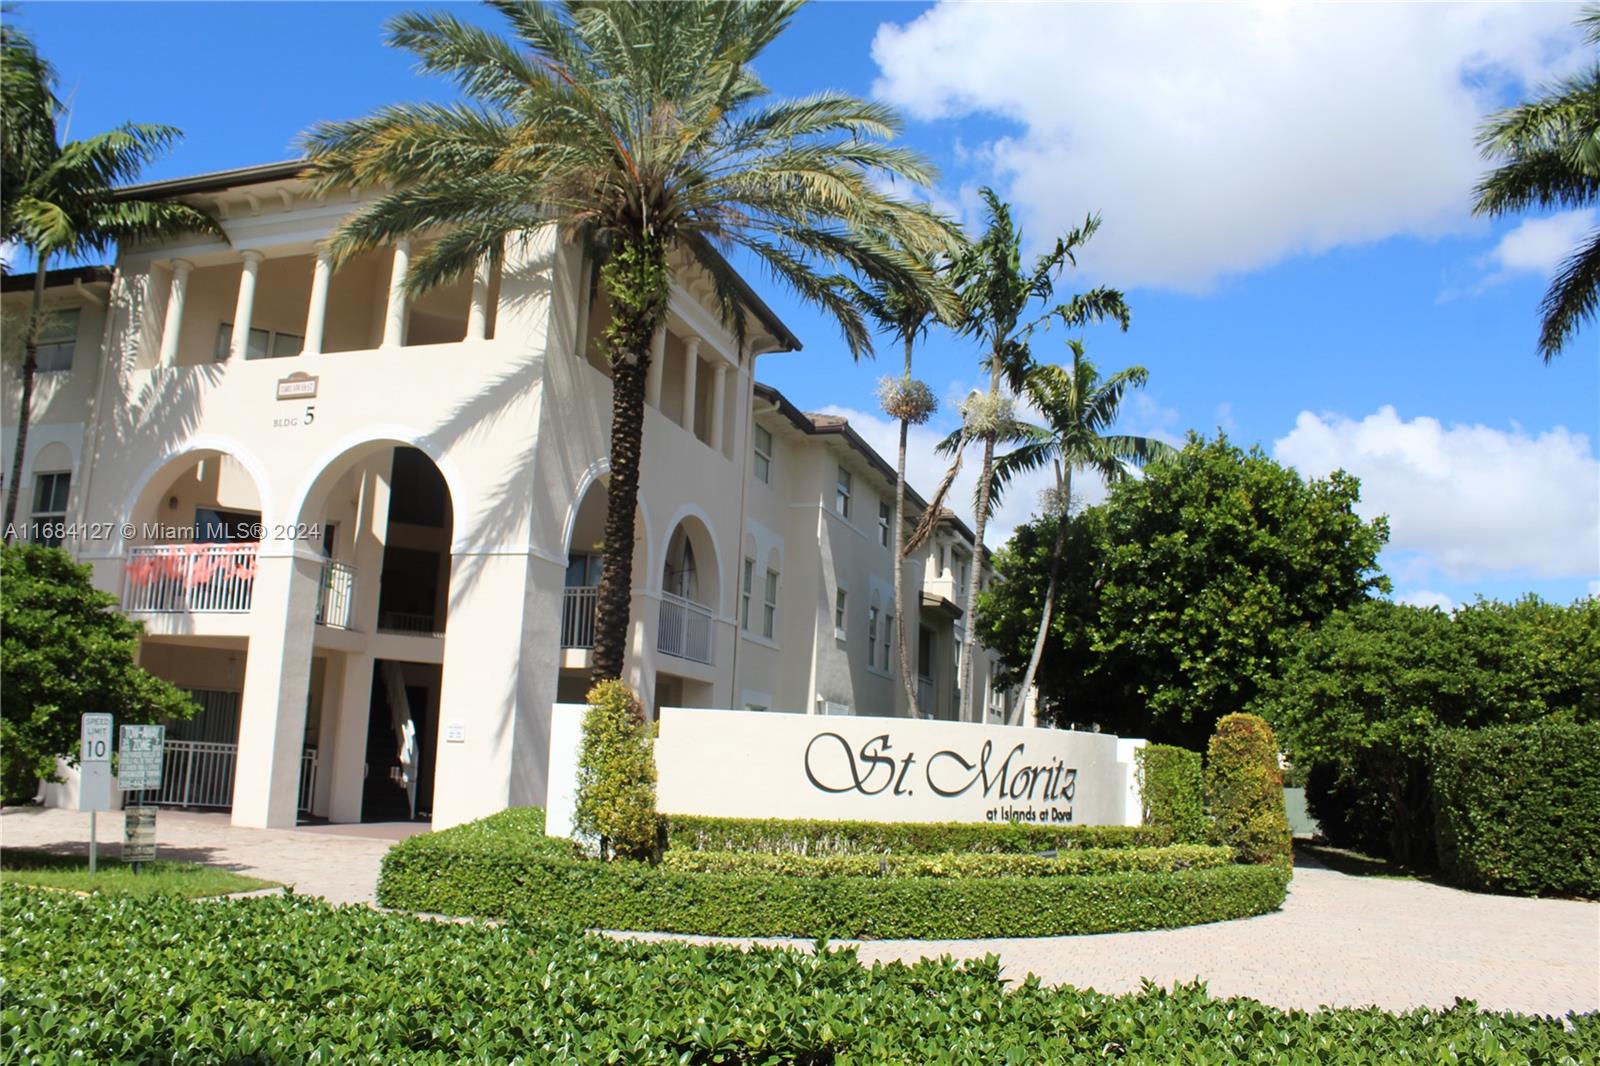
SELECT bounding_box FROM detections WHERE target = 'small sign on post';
[79,714,115,874]
[118,724,165,792]
[123,806,158,867]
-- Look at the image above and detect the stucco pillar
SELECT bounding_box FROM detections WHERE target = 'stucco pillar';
[157,259,192,366]
[466,254,492,340]
[644,327,665,408]
[682,336,701,437]
[228,250,263,360]
[710,362,728,453]
[231,547,322,827]
[303,250,333,355]
[325,651,375,822]
[381,239,410,349]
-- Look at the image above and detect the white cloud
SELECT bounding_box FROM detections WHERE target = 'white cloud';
[1482,208,1598,281]
[1273,406,1600,581]
[871,3,1586,291]
[1395,589,1457,612]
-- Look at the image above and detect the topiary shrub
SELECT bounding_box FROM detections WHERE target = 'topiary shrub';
[1206,713,1292,866]
[573,680,659,861]
[1136,744,1206,843]
[1430,721,1600,897]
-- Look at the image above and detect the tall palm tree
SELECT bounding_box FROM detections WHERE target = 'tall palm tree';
[835,257,958,713]
[944,189,1129,721]
[1473,5,1600,362]
[1,25,220,539]
[302,0,954,686]
[991,343,1174,721]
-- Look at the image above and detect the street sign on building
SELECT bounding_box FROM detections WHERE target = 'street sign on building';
[118,724,165,792]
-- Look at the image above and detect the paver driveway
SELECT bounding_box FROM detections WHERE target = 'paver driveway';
[4,806,1595,1015]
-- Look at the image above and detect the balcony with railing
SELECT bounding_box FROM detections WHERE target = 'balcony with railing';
[315,560,356,629]
[123,543,258,614]
[657,591,715,665]
[561,585,598,648]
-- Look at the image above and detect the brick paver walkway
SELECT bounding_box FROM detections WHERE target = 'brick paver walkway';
[4,806,1595,1015]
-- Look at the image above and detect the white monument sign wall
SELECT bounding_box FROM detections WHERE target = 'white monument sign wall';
[545,705,1147,838]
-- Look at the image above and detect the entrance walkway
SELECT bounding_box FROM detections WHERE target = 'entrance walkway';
[0,806,417,905]
[4,807,1595,1015]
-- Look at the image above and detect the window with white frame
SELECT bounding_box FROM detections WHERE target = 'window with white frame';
[877,500,891,547]
[741,557,754,630]
[763,567,778,639]
[30,471,70,547]
[752,424,772,484]
[834,588,848,636]
[215,322,303,361]
[835,466,852,519]
[34,308,80,373]
[867,606,880,665]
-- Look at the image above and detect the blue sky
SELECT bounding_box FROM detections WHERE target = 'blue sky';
[12,1,1599,608]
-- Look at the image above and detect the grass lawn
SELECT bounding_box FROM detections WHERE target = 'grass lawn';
[0,848,276,898]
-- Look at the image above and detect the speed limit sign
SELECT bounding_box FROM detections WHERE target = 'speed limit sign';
[81,714,113,763]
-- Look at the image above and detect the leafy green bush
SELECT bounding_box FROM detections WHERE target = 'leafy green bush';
[665,814,1170,855]
[382,809,1284,938]
[573,679,659,860]
[660,844,1233,879]
[8,887,1594,1063]
[1206,713,1292,866]
[1136,743,1207,842]
[1431,722,1600,897]
[0,544,197,803]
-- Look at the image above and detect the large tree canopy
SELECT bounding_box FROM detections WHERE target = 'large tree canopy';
[0,545,197,804]
[978,433,1390,749]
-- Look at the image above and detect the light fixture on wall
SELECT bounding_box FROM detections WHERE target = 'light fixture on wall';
[168,495,178,511]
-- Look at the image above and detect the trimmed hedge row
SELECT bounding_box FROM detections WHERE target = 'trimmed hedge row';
[665,813,1171,855]
[380,811,1287,939]
[11,887,1594,1064]
[659,843,1234,879]
[1137,743,1208,843]
[1432,722,1600,898]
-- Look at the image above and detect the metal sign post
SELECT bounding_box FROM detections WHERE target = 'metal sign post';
[79,714,114,874]
[118,725,165,874]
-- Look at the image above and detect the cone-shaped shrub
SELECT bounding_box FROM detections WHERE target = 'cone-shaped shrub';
[1206,713,1292,865]
[574,680,659,860]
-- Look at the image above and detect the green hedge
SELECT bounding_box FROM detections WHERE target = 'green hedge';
[381,810,1285,939]
[8,888,1596,1063]
[1431,722,1600,898]
[1207,713,1293,865]
[659,844,1233,879]
[665,813,1171,855]
[1137,743,1207,842]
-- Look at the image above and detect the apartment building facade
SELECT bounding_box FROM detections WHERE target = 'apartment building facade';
[1,162,1019,831]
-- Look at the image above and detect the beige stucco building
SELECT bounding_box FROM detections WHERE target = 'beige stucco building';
[2,162,1020,830]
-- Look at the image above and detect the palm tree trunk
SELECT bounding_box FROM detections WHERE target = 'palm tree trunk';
[1016,465,1071,723]
[961,432,993,721]
[893,338,917,715]
[4,257,48,542]
[590,243,669,691]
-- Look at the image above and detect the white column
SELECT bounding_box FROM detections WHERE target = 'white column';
[710,362,728,453]
[682,336,701,436]
[228,251,263,360]
[157,259,192,367]
[645,327,666,408]
[303,250,332,355]
[381,239,410,349]
[466,254,492,340]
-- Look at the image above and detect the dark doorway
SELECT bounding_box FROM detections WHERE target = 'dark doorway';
[361,661,441,822]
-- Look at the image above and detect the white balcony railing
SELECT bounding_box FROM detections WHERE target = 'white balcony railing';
[316,560,357,629]
[123,544,257,614]
[657,591,715,665]
[377,610,441,636]
[134,739,317,815]
[561,585,598,648]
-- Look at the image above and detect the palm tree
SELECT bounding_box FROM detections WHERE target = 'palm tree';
[1,25,220,539]
[302,0,954,686]
[835,257,958,712]
[1473,5,1600,362]
[991,343,1174,721]
[944,189,1129,721]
